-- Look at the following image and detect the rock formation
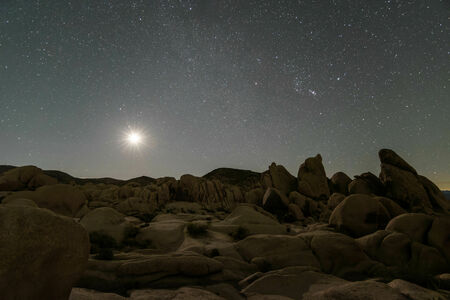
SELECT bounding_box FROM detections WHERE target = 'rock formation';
[0,203,89,300]
[0,148,449,299]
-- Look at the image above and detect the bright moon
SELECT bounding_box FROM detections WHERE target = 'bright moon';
[127,132,142,146]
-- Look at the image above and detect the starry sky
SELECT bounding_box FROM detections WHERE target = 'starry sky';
[1,1,449,189]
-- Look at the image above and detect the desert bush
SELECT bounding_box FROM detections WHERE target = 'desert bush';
[210,248,220,257]
[139,213,156,223]
[230,226,249,241]
[187,222,208,237]
[89,231,117,254]
[259,260,272,273]
[121,226,151,249]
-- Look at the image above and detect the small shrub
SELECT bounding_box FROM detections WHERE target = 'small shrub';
[94,248,114,260]
[139,213,156,222]
[210,248,220,257]
[259,260,272,272]
[89,231,117,253]
[187,222,208,237]
[230,226,249,241]
[121,226,151,249]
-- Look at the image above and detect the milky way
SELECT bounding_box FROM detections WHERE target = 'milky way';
[1,0,449,188]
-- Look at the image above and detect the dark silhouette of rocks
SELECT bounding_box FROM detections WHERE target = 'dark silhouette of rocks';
[0,148,449,299]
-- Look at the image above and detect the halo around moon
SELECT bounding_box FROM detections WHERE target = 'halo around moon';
[121,127,148,151]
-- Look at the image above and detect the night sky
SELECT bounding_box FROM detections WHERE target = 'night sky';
[1,1,449,189]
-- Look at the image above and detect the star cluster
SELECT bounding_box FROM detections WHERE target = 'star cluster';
[0,0,449,188]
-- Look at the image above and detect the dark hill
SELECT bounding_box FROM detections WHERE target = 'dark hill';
[0,165,155,186]
[203,167,261,189]
[0,165,16,175]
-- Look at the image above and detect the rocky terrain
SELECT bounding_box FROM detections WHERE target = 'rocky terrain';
[0,149,449,300]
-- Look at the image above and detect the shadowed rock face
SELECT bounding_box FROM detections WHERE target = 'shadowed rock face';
[379,149,418,174]
[329,194,391,237]
[330,172,352,195]
[297,154,330,200]
[0,204,89,300]
[379,149,449,213]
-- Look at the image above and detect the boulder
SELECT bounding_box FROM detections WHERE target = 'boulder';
[0,165,57,191]
[262,188,289,217]
[379,149,417,174]
[267,163,297,196]
[327,193,345,210]
[348,178,373,195]
[329,194,391,237]
[297,154,330,200]
[212,204,286,236]
[409,242,448,276]
[69,288,126,300]
[419,176,450,213]
[329,172,351,195]
[177,174,244,210]
[289,191,318,217]
[310,280,408,300]
[236,235,320,270]
[378,149,448,212]
[380,163,431,211]
[241,267,347,300]
[357,230,411,267]
[375,196,406,218]
[80,207,131,244]
[223,204,278,226]
[244,188,264,205]
[388,279,448,300]
[3,184,87,217]
[117,252,223,277]
[211,256,259,281]
[2,197,38,207]
[435,273,450,290]
[302,231,374,279]
[288,203,304,221]
[385,213,434,243]
[0,205,89,300]
[354,172,385,195]
[136,220,186,251]
[427,216,450,263]
[116,196,157,217]
[129,287,226,300]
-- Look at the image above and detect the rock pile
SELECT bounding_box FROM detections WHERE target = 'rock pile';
[0,148,448,299]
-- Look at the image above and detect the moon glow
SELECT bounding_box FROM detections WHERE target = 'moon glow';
[127,132,143,146]
[121,127,147,151]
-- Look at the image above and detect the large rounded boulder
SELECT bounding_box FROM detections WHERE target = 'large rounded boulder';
[385,213,434,243]
[80,207,131,244]
[3,184,87,217]
[0,166,57,191]
[330,172,351,195]
[329,194,391,237]
[427,216,450,263]
[0,204,89,300]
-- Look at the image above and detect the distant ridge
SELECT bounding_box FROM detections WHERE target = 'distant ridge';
[203,167,261,188]
[0,165,156,186]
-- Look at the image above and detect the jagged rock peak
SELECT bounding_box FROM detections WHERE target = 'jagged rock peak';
[379,149,417,174]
